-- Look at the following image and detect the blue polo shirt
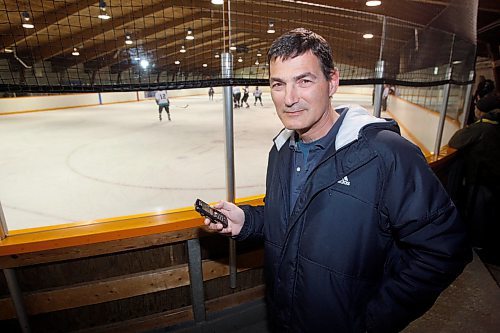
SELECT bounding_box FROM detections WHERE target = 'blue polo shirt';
[289,110,347,213]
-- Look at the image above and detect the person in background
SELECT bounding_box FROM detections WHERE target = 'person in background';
[467,76,495,125]
[449,93,500,261]
[204,28,471,332]
[208,86,214,100]
[382,84,390,111]
[241,86,250,108]
[233,86,241,108]
[154,89,170,121]
[253,86,263,106]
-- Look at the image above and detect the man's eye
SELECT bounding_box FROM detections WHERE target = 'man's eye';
[298,79,312,86]
[271,82,283,89]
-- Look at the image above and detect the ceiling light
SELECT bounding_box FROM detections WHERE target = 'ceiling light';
[211,0,224,4]
[72,47,80,56]
[363,33,374,39]
[21,12,34,29]
[3,47,14,53]
[185,28,194,40]
[180,45,186,53]
[140,59,149,69]
[215,52,220,58]
[230,44,237,51]
[125,35,133,45]
[98,0,111,20]
[255,60,259,65]
[134,56,141,61]
[237,57,243,63]
[174,60,180,65]
[366,1,382,6]
[267,22,275,34]
[256,50,262,57]
[202,63,208,67]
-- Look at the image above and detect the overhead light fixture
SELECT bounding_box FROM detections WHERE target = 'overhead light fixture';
[125,34,133,45]
[134,56,141,61]
[211,0,224,4]
[363,33,374,39]
[72,47,80,56]
[21,12,34,29]
[202,63,208,67]
[237,57,243,63]
[185,28,194,40]
[256,50,262,57]
[214,52,220,58]
[98,0,111,20]
[174,60,180,65]
[230,44,237,51]
[452,60,462,65]
[366,1,382,6]
[3,47,14,53]
[180,45,186,53]
[255,60,259,65]
[140,59,149,69]
[267,22,275,34]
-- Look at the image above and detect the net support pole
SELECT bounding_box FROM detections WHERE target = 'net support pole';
[0,200,8,240]
[434,66,453,157]
[461,70,475,129]
[187,239,206,322]
[373,60,384,118]
[4,268,31,332]
[221,52,237,289]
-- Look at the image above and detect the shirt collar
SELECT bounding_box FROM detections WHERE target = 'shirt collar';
[289,109,347,151]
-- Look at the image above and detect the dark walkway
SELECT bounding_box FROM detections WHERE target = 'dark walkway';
[151,251,500,333]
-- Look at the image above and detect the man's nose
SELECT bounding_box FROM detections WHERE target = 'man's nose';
[284,85,299,107]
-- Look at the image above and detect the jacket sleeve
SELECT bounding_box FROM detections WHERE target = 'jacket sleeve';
[365,132,472,333]
[233,204,265,241]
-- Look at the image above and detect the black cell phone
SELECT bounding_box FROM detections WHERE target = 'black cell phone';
[194,199,228,228]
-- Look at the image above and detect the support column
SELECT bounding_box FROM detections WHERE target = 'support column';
[0,201,7,240]
[187,239,206,322]
[373,60,384,118]
[434,66,453,157]
[221,52,237,289]
[461,70,475,129]
[4,269,31,332]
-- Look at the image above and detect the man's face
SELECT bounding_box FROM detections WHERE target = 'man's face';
[269,51,338,139]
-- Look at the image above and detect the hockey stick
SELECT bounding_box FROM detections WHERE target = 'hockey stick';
[170,104,189,109]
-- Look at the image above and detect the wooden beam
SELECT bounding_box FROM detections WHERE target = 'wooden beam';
[0,249,264,319]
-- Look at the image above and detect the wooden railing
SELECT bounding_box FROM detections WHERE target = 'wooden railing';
[0,148,459,332]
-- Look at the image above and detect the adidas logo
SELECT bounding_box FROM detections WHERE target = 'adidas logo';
[337,176,350,186]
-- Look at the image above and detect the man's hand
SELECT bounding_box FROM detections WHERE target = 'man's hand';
[204,201,245,237]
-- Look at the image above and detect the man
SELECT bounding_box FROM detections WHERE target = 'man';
[449,94,500,256]
[155,89,170,121]
[233,86,241,108]
[382,84,390,111]
[205,28,470,332]
[254,86,263,106]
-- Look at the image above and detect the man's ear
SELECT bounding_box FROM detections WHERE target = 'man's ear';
[329,69,340,97]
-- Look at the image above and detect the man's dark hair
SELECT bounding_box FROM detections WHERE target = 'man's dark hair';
[267,28,335,80]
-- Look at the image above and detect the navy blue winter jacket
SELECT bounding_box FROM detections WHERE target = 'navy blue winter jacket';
[237,106,471,332]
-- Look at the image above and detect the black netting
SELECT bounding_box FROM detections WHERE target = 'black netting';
[0,0,477,93]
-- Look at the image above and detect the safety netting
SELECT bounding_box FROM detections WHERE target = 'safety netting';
[0,0,477,93]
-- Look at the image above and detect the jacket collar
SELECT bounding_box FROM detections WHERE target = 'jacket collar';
[273,105,389,152]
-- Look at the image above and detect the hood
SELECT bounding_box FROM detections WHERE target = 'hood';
[483,110,500,123]
[273,105,391,151]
